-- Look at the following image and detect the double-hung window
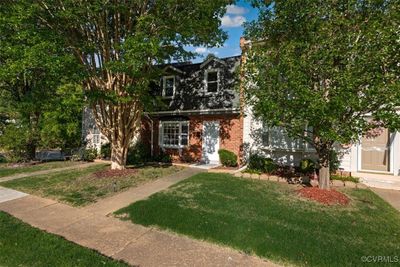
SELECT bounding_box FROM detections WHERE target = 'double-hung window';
[162,76,175,98]
[205,70,219,93]
[160,121,189,148]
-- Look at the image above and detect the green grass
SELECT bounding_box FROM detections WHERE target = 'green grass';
[0,211,127,267]
[115,173,400,267]
[331,174,360,183]
[0,161,84,178]
[1,164,182,206]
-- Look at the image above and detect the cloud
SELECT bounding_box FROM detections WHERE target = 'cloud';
[194,47,219,55]
[221,15,246,28]
[226,4,248,15]
[195,47,209,54]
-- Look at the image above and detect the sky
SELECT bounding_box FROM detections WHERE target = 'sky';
[187,1,259,63]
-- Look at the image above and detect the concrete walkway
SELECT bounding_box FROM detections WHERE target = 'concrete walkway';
[0,194,276,267]
[0,186,27,203]
[0,162,103,183]
[371,187,400,211]
[83,167,205,215]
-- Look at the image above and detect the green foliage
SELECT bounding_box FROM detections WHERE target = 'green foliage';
[153,150,172,164]
[100,143,111,159]
[127,142,151,165]
[299,159,316,175]
[248,154,277,174]
[244,0,400,175]
[0,155,6,163]
[0,2,83,160]
[82,148,97,162]
[218,149,238,167]
[329,150,341,174]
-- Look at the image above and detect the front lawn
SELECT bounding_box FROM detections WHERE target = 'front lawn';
[0,211,127,266]
[1,164,182,206]
[115,173,400,267]
[0,161,84,178]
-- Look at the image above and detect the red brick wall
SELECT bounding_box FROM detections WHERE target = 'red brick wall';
[141,114,243,164]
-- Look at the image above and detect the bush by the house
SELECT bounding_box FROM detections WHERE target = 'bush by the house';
[248,154,277,174]
[329,150,341,174]
[126,141,151,165]
[264,158,278,174]
[100,143,111,159]
[82,147,97,162]
[218,149,238,167]
[299,158,316,175]
[0,154,7,163]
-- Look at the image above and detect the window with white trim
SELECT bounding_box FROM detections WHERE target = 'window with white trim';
[205,70,219,92]
[160,121,189,148]
[162,76,175,98]
[93,134,100,144]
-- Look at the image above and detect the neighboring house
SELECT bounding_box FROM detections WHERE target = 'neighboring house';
[81,107,106,151]
[240,37,400,176]
[142,55,242,164]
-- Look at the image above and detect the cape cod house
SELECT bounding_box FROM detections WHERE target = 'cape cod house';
[82,55,244,165]
[141,55,243,164]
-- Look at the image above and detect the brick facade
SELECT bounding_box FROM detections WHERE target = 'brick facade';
[142,114,243,164]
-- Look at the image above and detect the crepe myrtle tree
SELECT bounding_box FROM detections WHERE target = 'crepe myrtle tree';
[243,0,400,189]
[27,0,233,169]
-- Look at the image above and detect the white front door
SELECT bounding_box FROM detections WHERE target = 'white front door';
[202,121,220,164]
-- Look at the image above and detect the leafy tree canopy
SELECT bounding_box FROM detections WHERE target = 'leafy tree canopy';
[244,0,400,188]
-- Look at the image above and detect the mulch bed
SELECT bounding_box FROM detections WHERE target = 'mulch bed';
[93,168,138,178]
[297,187,350,206]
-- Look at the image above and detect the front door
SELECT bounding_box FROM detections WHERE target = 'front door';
[361,128,390,172]
[202,121,220,164]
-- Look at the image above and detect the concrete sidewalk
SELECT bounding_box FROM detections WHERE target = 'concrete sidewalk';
[0,162,103,183]
[371,187,400,211]
[0,186,27,203]
[0,194,277,267]
[83,167,204,215]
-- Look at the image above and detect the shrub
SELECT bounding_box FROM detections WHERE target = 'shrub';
[127,141,151,165]
[100,143,111,159]
[299,158,316,175]
[248,154,265,171]
[218,149,238,167]
[151,150,172,163]
[0,154,7,163]
[82,147,97,162]
[248,154,277,174]
[329,150,341,174]
[264,158,278,174]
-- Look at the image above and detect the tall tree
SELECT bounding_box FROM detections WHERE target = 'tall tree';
[0,1,82,161]
[27,0,232,169]
[244,0,400,189]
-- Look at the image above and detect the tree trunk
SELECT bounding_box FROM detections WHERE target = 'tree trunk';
[26,142,36,161]
[110,133,130,170]
[317,147,331,190]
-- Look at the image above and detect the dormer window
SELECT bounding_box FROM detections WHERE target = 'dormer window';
[162,76,175,98]
[205,70,219,93]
